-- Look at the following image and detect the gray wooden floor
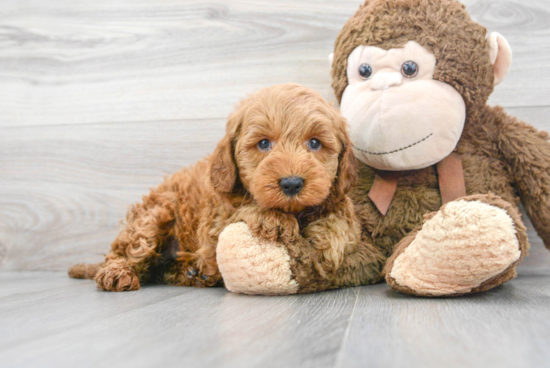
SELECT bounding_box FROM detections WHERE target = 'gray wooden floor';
[1,237,549,368]
[1,0,550,367]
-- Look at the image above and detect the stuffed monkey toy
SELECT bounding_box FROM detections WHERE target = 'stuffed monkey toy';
[218,0,550,297]
[329,0,550,296]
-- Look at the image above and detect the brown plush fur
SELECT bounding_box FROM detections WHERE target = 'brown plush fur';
[330,0,550,293]
[69,83,380,292]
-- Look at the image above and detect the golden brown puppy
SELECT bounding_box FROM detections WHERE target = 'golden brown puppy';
[69,83,371,292]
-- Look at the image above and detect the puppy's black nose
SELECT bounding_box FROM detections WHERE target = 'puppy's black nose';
[280,176,304,197]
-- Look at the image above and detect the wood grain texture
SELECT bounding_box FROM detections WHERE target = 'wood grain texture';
[0,273,358,368]
[0,0,360,128]
[336,273,550,368]
[0,265,549,368]
[1,0,550,272]
[0,0,549,129]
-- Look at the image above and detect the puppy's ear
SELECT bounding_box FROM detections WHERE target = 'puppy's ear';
[210,135,236,194]
[210,110,242,194]
[334,117,358,196]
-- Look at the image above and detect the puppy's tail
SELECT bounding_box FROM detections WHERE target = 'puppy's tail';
[68,262,104,279]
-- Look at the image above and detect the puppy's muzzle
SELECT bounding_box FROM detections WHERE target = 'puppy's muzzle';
[279,176,304,197]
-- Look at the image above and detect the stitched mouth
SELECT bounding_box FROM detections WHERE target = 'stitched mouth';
[353,133,433,156]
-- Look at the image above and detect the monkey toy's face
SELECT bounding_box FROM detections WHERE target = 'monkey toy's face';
[340,41,466,171]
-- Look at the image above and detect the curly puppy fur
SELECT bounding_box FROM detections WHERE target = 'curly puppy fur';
[69,83,378,292]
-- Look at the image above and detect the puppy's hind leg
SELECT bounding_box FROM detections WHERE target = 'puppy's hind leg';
[96,196,176,292]
[68,262,104,279]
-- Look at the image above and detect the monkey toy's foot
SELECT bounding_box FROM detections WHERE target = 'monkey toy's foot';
[385,194,528,297]
[217,222,299,295]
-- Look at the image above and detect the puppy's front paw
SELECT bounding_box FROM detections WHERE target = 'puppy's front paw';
[95,261,140,292]
[248,211,299,243]
[217,222,299,295]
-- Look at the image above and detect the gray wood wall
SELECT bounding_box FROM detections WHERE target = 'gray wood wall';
[1,0,549,271]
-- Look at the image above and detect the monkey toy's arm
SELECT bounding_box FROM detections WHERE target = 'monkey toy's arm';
[495,107,550,249]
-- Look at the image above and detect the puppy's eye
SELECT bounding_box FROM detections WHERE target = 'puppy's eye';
[359,63,373,79]
[402,61,419,78]
[257,139,272,151]
[308,138,322,151]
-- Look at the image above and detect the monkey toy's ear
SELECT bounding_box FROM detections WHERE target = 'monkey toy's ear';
[488,32,513,86]
[328,53,334,67]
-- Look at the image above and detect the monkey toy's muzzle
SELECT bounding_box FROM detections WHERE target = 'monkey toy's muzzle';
[341,78,466,171]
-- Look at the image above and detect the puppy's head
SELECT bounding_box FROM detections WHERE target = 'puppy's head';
[210,84,356,213]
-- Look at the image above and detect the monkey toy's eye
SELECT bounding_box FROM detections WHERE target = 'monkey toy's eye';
[308,138,322,151]
[402,61,419,78]
[358,63,373,79]
[257,139,272,151]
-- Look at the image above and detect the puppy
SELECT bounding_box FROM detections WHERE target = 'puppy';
[69,83,360,292]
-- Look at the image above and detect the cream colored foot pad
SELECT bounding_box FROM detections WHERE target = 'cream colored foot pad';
[217,222,299,295]
[390,200,521,296]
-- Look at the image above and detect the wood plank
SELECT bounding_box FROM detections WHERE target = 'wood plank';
[0,0,549,129]
[336,272,550,368]
[1,267,550,368]
[0,184,139,271]
[466,0,550,108]
[0,271,84,298]
[0,118,225,188]
[0,272,195,352]
[0,274,357,368]
[0,0,361,128]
